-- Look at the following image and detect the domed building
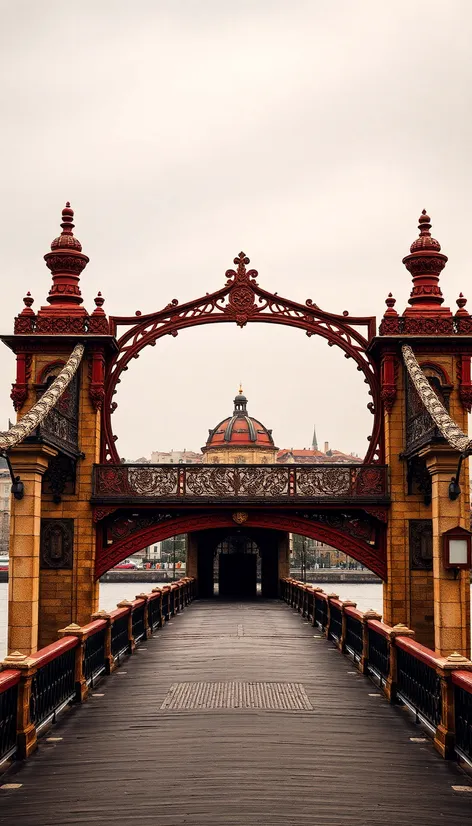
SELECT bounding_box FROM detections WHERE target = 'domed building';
[202,387,277,464]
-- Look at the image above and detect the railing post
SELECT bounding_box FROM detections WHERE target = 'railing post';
[57,624,88,703]
[117,599,135,653]
[386,624,415,702]
[326,594,339,640]
[1,651,37,759]
[136,594,151,639]
[360,609,381,674]
[92,610,114,674]
[434,652,472,759]
[340,601,357,653]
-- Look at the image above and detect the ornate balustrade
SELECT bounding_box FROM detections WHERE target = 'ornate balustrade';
[281,577,472,764]
[92,463,389,504]
[0,577,196,765]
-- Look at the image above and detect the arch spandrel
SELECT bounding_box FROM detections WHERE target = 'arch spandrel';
[95,509,387,580]
[102,252,382,464]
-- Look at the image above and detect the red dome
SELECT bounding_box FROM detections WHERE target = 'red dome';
[204,391,275,450]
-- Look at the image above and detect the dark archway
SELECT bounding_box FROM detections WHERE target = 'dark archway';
[101,252,382,465]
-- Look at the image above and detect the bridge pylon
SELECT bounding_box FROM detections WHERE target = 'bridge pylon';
[372,210,471,656]
[3,204,112,652]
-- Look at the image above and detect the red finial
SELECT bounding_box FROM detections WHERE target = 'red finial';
[455,293,469,317]
[42,202,89,313]
[92,291,106,315]
[402,209,450,317]
[19,291,35,316]
[383,293,398,317]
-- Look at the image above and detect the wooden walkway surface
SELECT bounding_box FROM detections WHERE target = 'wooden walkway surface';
[1,600,472,825]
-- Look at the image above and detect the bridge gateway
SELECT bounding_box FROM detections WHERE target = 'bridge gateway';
[1,205,471,657]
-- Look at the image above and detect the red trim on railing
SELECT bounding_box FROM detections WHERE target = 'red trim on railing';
[367,619,391,639]
[452,670,472,692]
[315,591,328,602]
[148,590,162,601]
[395,636,438,669]
[329,599,344,610]
[109,606,131,621]
[32,636,78,670]
[344,606,364,621]
[0,669,21,693]
[129,598,146,609]
[80,619,108,636]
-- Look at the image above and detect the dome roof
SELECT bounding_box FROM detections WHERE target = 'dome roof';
[205,389,276,450]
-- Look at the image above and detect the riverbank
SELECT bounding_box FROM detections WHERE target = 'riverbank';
[0,570,381,585]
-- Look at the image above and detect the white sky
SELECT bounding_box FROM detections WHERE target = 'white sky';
[0,1,471,460]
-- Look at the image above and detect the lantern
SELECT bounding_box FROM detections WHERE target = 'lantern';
[442,526,472,570]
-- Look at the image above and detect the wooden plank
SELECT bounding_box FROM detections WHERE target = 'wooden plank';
[0,601,471,824]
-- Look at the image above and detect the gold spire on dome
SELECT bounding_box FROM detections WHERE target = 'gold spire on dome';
[239,383,243,394]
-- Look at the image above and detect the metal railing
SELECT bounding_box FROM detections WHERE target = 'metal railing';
[0,577,196,764]
[280,577,472,764]
[92,463,389,504]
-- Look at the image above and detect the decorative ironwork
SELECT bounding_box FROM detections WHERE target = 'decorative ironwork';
[0,678,18,761]
[111,615,130,661]
[0,343,84,451]
[43,454,76,502]
[409,519,433,571]
[315,594,328,630]
[40,519,74,570]
[93,464,389,502]
[131,604,146,643]
[407,456,432,505]
[102,252,382,465]
[328,604,342,642]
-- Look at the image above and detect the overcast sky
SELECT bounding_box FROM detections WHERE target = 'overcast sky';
[0,1,471,461]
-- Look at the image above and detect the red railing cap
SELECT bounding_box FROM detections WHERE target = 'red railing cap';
[31,636,78,669]
[0,669,21,692]
[395,635,438,669]
[80,618,108,636]
[452,670,472,691]
[344,605,364,621]
[109,606,131,621]
[367,618,392,638]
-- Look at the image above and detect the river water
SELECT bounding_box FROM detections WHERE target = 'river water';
[0,581,384,659]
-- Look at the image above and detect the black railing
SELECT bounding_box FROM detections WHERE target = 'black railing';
[454,681,472,763]
[396,647,442,729]
[148,596,162,631]
[345,614,363,661]
[162,591,170,622]
[315,595,328,630]
[30,646,77,729]
[0,679,19,762]
[132,604,146,643]
[83,628,106,686]
[367,626,390,683]
[328,604,342,642]
[111,614,130,660]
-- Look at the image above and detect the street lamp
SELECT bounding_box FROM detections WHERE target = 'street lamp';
[443,526,472,572]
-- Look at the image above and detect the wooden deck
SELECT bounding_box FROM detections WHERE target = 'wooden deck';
[1,600,471,825]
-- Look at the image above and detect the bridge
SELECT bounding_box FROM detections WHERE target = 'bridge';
[1,206,472,813]
[1,580,472,822]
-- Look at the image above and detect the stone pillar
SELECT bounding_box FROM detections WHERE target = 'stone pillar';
[7,443,57,654]
[422,444,471,657]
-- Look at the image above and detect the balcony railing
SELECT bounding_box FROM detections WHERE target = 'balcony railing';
[92,463,389,503]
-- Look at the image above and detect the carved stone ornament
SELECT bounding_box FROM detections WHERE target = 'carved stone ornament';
[232,511,249,524]
[409,519,433,571]
[40,518,74,569]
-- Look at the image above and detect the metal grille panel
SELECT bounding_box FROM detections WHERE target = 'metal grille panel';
[160,681,313,710]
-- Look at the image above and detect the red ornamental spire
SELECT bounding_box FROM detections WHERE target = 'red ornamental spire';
[402,210,450,316]
[42,202,89,314]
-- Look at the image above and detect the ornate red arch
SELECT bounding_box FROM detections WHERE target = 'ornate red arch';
[95,510,386,580]
[102,253,382,464]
